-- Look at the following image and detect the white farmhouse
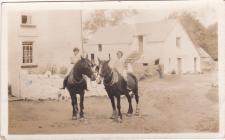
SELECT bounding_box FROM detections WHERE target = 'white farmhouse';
[7,11,213,98]
[84,24,138,65]
[84,20,209,74]
[8,10,82,97]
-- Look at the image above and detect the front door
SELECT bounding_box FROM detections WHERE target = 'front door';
[138,35,143,53]
[177,58,182,74]
[194,57,197,73]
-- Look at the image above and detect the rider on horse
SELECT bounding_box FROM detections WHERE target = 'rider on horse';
[113,50,133,89]
[61,47,88,90]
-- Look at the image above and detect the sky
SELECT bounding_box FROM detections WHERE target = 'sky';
[82,1,218,28]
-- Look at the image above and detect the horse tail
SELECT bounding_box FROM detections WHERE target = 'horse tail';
[128,73,139,104]
[133,76,139,105]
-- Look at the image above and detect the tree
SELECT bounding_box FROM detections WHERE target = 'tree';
[83,10,108,34]
[83,10,138,41]
[168,11,218,60]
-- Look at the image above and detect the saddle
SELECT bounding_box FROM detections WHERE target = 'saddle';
[110,69,119,85]
[112,69,136,87]
[68,74,84,85]
[66,70,87,92]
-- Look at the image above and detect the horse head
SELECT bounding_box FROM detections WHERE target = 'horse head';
[96,56,111,84]
[78,55,96,81]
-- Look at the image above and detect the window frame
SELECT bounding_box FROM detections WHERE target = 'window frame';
[21,41,37,68]
[22,41,33,64]
[21,15,32,25]
[20,14,36,28]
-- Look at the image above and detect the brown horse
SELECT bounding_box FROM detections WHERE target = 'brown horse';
[96,58,139,122]
[64,55,96,120]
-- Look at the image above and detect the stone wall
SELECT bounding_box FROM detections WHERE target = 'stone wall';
[19,74,106,100]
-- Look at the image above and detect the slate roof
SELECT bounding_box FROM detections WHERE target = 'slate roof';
[86,20,177,45]
[87,24,133,45]
[196,47,212,58]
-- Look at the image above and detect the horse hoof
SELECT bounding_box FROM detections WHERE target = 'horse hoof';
[79,117,85,121]
[135,108,140,116]
[135,111,140,116]
[72,116,78,120]
[110,114,117,119]
[117,118,123,123]
[110,116,116,119]
[126,113,132,117]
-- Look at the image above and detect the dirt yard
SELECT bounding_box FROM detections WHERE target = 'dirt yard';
[9,72,218,134]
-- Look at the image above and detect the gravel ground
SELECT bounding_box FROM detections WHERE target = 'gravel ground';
[9,72,218,134]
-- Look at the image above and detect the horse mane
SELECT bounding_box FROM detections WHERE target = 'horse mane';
[103,67,124,86]
[103,65,137,93]
[71,59,83,81]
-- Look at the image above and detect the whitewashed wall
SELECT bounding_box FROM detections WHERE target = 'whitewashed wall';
[8,10,82,97]
[162,22,201,74]
[139,22,200,74]
[19,74,106,100]
[84,41,138,66]
[144,41,164,63]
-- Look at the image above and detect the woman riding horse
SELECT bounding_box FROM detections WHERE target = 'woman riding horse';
[96,56,139,122]
[62,55,96,120]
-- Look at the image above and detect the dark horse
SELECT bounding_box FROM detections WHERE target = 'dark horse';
[96,58,139,122]
[63,55,95,120]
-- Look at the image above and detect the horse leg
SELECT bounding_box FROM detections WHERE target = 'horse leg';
[79,92,85,119]
[134,90,140,116]
[125,93,133,116]
[109,95,117,119]
[71,94,78,120]
[116,96,122,123]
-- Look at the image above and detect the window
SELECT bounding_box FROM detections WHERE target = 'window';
[143,63,148,66]
[21,15,33,25]
[22,42,33,63]
[21,15,28,24]
[98,44,102,52]
[155,59,160,65]
[176,37,181,48]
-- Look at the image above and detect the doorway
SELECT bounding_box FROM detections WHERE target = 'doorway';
[177,58,182,74]
[194,57,197,73]
[138,35,143,53]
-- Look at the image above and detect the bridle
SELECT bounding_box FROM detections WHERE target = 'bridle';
[97,64,114,86]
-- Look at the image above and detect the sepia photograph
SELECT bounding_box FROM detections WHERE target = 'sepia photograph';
[0,0,222,139]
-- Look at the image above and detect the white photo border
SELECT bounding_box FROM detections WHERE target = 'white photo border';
[1,0,224,139]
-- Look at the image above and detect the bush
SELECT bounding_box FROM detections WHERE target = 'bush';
[171,70,176,74]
